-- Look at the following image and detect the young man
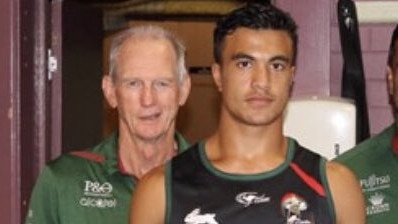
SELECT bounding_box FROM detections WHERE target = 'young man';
[130,3,365,224]
[334,24,398,224]
[25,25,191,224]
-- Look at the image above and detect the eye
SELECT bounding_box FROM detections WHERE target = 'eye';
[154,80,172,89]
[125,79,141,88]
[270,61,288,72]
[236,59,252,69]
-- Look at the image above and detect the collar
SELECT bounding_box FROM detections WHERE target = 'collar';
[116,132,191,176]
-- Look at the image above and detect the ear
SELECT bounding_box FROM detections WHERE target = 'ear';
[102,75,118,108]
[212,63,223,92]
[289,66,296,86]
[178,73,191,106]
[387,66,394,96]
[287,66,296,96]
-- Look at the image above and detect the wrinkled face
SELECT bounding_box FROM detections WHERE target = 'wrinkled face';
[388,39,398,116]
[103,37,190,141]
[212,28,295,126]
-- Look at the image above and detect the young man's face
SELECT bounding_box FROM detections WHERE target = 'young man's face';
[104,37,190,141]
[388,39,398,117]
[212,28,295,127]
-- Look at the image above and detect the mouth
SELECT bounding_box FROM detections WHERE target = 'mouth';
[246,95,273,106]
[139,112,161,121]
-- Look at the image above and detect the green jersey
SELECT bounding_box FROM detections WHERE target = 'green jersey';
[334,124,398,224]
[25,132,190,224]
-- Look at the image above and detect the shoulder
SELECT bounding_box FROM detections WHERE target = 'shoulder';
[325,161,366,223]
[325,161,357,181]
[42,149,105,180]
[138,165,166,187]
[325,161,362,191]
[334,124,395,167]
[47,133,114,170]
[325,161,360,204]
[130,165,167,223]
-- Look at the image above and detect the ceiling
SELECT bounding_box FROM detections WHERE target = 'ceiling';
[69,0,269,31]
[74,0,249,17]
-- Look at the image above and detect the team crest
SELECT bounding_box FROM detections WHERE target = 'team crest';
[281,193,311,224]
[184,208,218,224]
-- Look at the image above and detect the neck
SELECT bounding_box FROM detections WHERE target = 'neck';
[118,131,177,179]
[224,111,284,148]
[206,111,287,164]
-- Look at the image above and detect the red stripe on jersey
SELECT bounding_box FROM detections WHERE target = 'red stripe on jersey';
[70,151,106,163]
[290,163,326,197]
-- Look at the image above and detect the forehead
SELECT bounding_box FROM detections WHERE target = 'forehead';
[115,36,178,76]
[221,28,293,59]
[119,36,176,58]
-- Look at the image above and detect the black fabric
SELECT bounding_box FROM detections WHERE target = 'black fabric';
[168,142,333,224]
[337,0,370,143]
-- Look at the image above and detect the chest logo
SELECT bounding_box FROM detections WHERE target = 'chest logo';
[184,208,218,224]
[281,193,311,224]
[366,192,390,215]
[84,180,113,196]
[79,180,117,208]
[360,174,390,192]
[235,192,270,207]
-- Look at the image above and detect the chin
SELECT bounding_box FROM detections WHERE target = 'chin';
[136,129,166,141]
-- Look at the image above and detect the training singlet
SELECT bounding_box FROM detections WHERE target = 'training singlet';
[166,139,335,224]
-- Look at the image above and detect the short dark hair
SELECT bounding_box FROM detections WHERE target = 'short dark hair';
[213,3,298,65]
[388,24,398,67]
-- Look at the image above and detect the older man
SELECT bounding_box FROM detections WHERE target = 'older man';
[25,25,191,224]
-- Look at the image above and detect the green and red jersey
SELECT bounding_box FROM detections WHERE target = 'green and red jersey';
[335,124,398,224]
[25,132,190,224]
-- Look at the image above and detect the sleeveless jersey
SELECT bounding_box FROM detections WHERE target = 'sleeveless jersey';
[166,139,335,224]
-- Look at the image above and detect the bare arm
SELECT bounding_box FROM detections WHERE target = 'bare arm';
[129,166,166,224]
[327,161,366,224]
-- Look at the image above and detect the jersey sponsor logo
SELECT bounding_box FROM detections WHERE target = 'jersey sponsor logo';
[366,192,390,216]
[184,208,218,224]
[359,174,392,216]
[79,197,117,208]
[360,174,390,192]
[79,180,117,208]
[235,192,270,207]
[281,193,312,224]
[84,180,113,197]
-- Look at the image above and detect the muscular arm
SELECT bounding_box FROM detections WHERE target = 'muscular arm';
[327,161,366,224]
[130,166,166,224]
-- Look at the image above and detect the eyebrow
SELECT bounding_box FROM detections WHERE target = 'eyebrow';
[231,53,291,64]
[231,53,255,61]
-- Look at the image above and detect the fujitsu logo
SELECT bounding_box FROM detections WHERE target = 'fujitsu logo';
[235,192,270,207]
[83,180,113,197]
[360,174,390,191]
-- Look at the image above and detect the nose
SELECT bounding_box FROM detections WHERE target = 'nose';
[140,85,156,106]
[252,65,270,90]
